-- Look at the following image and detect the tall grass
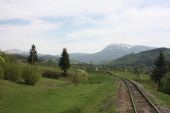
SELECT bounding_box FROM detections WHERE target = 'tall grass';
[0,67,4,79]
[4,64,21,82]
[0,71,118,113]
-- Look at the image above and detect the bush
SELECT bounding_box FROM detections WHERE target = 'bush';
[42,70,61,79]
[4,64,21,82]
[71,70,89,85]
[22,66,40,85]
[0,67,4,79]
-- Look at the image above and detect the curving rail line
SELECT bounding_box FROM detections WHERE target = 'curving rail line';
[123,79,161,113]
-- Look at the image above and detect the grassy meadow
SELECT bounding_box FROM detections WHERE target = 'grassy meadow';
[0,68,118,113]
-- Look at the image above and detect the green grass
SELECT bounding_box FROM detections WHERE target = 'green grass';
[112,70,170,107]
[0,71,118,113]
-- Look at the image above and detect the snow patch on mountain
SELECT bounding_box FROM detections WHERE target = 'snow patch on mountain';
[103,43,133,51]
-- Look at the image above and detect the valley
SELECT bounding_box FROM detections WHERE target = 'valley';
[1,45,170,113]
[0,0,170,113]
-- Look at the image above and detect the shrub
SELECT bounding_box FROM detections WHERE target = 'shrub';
[22,66,40,85]
[42,70,61,79]
[71,70,89,85]
[4,64,21,82]
[0,67,4,79]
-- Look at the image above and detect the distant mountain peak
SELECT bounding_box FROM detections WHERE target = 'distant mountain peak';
[4,43,155,64]
[70,43,155,64]
[109,43,132,48]
[4,49,46,56]
[5,49,27,54]
[103,43,133,51]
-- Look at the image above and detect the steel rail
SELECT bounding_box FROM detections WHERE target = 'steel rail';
[123,80,137,113]
[124,79,161,113]
[106,71,161,113]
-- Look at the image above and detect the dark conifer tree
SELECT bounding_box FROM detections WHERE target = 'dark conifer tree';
[28,44,38,65]
[58,48,70,76]
[151,52,167,91]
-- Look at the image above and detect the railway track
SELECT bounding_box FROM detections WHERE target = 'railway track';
[123,79,161,113]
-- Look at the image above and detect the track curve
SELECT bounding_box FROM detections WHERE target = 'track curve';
[123,79,161,113]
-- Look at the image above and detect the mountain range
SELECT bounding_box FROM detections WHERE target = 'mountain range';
[70,44,154,64]
[4,43,155,64]
[5,44,170,67]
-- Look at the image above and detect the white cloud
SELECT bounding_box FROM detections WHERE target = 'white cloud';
[0,0,123,19]
[0,0,170,54]
[0,19,62,54]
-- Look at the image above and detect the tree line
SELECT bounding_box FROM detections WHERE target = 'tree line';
[0,44,71,86]
[151,51,170,94]
[132,51,170,94]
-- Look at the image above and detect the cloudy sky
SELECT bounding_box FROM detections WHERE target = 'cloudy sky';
[0,0,170,54]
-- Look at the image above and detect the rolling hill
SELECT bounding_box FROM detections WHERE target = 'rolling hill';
[110,48,170,66]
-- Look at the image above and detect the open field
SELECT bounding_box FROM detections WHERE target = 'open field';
[0,71,118,113]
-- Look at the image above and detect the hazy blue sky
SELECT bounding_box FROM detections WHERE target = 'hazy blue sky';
[0,0,170,54]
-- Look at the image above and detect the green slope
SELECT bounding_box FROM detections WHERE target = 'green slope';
[110,48,170,66]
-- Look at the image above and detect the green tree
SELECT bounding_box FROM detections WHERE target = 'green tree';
[161,72,170,94]
[28,44,38,65]
[58,48,70,76]
[151,52,167,92]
